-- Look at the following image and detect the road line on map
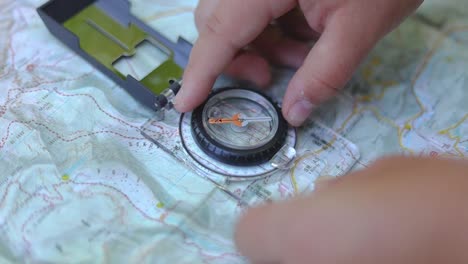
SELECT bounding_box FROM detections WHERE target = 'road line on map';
[407,26,468,125]
[438,114,468,157]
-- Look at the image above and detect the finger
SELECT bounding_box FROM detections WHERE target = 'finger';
[277,8,320,40]
[224,51,271,88]
[313,175,339,191]
[194,0,219,31]
[195,2,271,87]
[174,0,296,112]
[252,26,311,68]
[235,171,371,263]
[282,10,382,126]
[173,52,271,109]
[236,157,468,264]
[197,4,311,68]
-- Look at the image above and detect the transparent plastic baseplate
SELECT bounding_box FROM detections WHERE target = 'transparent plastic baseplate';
[141,103,360,206]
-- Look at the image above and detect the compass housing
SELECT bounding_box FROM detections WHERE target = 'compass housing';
[190,87,288,166]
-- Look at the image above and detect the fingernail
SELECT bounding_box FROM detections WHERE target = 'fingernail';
[287,99,315,126]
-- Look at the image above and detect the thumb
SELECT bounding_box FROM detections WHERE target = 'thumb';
[282,10,380,126]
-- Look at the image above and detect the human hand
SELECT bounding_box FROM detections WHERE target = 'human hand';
[235,157,468,264]
[174,0,423,126]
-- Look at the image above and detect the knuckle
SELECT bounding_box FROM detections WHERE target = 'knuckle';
[204,12,224,37]
[194,0,216,30]
[204,11,244,50]
[301,73,340,103]
[194,9,205,30]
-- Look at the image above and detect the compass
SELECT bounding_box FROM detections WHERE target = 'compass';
[180,87,295,169]
[179,87,297,179]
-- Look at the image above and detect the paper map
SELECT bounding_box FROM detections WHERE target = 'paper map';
[0,0,467,263]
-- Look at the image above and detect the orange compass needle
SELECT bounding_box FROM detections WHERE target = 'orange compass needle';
[208,113,243,127]
[208,113,272,127]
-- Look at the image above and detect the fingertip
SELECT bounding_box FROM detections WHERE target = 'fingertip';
[281,56,340,126]
[173,77,213,113]
[173,95,190,113]
[283,98,316,127]
[175,31,235,112]
[281,72,320,127]
[281,13,381,126]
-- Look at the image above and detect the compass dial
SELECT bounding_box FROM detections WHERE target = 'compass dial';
[188,87,289,166]
[203,89,278,150]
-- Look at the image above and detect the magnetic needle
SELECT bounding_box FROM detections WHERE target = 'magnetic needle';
[185,88,289,166]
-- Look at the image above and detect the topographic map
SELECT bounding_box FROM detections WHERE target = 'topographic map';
[0,0,467,263]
